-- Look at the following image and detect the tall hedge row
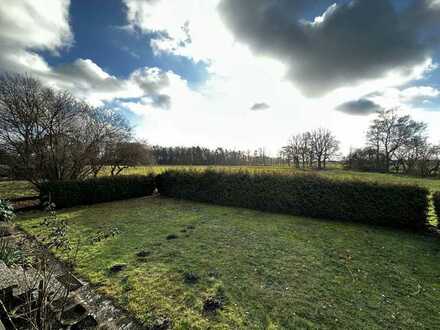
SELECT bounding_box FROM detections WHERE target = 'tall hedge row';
[156,170,429,229]
[434,192,440,228]
[40,175,156,209]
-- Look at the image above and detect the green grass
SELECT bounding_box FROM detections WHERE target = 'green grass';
[0,180,37,199]
[18,197,440,329]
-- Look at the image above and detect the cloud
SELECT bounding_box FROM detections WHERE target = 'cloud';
[43,60,175,107]
[1,0,439,155]
[250,102,270,111]
[218,0,440,97]
[129,67,170,95]
[0,0,72,74]
[399,86,440,102]
[366,85,440,110]
[153,94,172,109]
[0,1,178,109]
[336,99,383,116]
[51,59,126,99]
[120,0,440,154]
[122,0,232,63]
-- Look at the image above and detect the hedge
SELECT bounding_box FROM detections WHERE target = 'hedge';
[40,175,156,209]
[156,170,429,230]
[434,192,440,228]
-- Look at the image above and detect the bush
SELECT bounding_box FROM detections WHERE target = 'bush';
[0,199,15,222]
[433,192,440,228]
[156,170,429,230]
[40,175,156,209]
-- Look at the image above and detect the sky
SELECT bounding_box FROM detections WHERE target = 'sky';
[1,0,440,155]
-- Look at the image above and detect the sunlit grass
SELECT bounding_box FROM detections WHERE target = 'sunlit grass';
[18,197,440,329]
[0,180,37,199]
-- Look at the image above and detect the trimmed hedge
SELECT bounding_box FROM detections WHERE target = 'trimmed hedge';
[156,170,429,230]
[40,175,156,209]
[434,192,440,228]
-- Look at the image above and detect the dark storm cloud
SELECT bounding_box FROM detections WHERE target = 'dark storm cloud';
[336,99,383,116]
[250,102,270,111]
[218,0,440,97]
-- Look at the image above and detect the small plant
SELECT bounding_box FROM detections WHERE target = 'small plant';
[0,224,11,237]
[41,201,71,251]
[0,200,110,329]
[90,226,121,244]
[0,199,15,223]
[0,238,22,266]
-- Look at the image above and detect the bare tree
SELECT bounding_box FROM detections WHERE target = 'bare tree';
[0,73,132,186]
[282,135,302,168]
[103,141,154,176]
[282,133,313,169]
[415,143,440,177]
[366,109,427,173]
[282,129,338,170]
[310,128,339,169]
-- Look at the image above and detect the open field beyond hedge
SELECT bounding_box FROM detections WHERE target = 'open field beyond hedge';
[18,197,440,329]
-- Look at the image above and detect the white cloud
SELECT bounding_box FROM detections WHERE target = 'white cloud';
[0,0,71,74]
[51,61,186,107]
[428,0,440,9]
[0,1,180,108]
[367,85,440,110]
[0,0,72,52]
[121,0,440,154]
[124,0,226,63]
[399,86,440,101]
[1,0,439,155]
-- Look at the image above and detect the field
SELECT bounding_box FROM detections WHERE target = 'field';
[17,197,440,329]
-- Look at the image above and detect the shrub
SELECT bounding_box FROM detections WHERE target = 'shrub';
[433,192,440,228]
[156,170,429,230]
[40,175,156,209]
[0,199,15,222]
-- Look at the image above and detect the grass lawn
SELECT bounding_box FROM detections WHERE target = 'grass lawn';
[18,197,440,329]
[0,180,37,199]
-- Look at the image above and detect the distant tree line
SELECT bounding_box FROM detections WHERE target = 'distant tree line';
[152,146,282,166]
[2,73,439,184]
[346,109,440,177]
[280,128,340,170]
